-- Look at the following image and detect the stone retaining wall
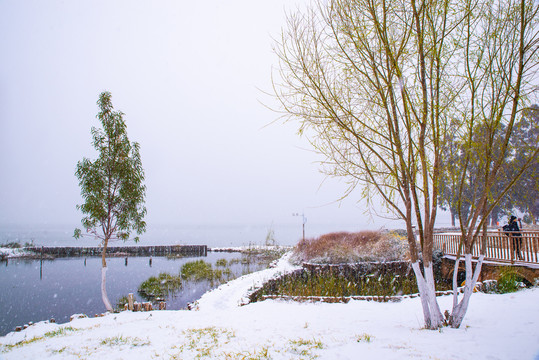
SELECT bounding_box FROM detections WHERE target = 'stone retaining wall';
[302,260,413,277]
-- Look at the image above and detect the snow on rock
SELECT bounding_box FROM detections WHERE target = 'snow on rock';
[0,247,27,258]
[1,252,538,360]
[0,247,43,259]
[210,245,292,252]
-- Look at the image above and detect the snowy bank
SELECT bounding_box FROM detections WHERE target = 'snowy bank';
[0,247,38,259]
[209,245,292,252]
[1,253,538,359]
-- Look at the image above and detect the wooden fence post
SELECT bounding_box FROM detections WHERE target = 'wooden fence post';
[128,293,134,311]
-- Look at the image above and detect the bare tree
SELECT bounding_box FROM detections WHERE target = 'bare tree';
[273,0,539,329]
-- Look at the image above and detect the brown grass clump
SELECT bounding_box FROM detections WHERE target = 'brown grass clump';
[292,230,409,264]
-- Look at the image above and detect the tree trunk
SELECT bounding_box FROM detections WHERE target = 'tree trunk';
[449,254,485,328]
[101,266,113,312]
[101,238,113,312]
[530,205,537,225]
[490,209,499,227]
[412,262,444,329]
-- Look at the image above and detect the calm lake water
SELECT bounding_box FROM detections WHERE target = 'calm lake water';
[0,252,264,336]
[0,222,370,336]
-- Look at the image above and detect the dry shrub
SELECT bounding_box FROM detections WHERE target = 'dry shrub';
[292,231,409,264]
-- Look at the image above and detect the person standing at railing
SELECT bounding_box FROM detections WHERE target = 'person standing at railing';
[503,215,524,260]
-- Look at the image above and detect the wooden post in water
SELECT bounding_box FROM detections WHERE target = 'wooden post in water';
[127,293,134,311]
[39,246,44,280]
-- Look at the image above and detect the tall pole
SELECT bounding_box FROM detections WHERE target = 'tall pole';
[293,212,307,242]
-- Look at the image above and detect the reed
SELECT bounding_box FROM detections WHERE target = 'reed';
[180,260,223,281]
[138,272,182,299]
[251,270,452,301]
[215,258,228,267]
[497,268,525,293]
[292,231,409,264]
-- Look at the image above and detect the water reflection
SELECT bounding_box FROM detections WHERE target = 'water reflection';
[0,252,262,336]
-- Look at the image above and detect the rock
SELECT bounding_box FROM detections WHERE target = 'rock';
[70,314,88,321]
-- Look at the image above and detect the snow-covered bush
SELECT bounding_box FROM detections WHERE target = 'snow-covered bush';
[291,231,410,264]
[477,280,498,294]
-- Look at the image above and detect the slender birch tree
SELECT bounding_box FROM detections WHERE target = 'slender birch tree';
[273,0,539,329]
[74,91,147,312]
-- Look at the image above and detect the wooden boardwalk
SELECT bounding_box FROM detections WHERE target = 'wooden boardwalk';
[26,245,207,258]
[433,231,539,265]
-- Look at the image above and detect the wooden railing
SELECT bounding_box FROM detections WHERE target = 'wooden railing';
[433,231,539,265]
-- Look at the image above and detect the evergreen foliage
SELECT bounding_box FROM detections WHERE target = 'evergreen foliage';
[74,91,146,243]
[74,91,147,311]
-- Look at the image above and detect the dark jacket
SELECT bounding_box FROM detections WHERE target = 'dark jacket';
[503,217,521,236]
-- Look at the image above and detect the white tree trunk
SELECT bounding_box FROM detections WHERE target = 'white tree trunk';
[101,266,113,312]
[450,254,484,328]
[452,256,461,310]
[424,263,444,324]
[412,262,444,329]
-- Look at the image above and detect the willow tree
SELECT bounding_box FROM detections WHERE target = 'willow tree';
[273,0,539,329]
[74,92,147,312]
[448,0,539,327]
[508,106,539,225]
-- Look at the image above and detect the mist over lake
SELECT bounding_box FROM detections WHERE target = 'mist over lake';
[0,223,374,248]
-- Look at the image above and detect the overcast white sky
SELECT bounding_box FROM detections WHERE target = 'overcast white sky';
[0,0,417,232]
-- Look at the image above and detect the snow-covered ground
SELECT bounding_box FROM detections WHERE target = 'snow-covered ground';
[209,245,292,253]
[0,247,33,259]
[1,253,538,360]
